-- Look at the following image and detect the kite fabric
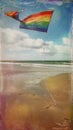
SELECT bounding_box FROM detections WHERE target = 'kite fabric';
[5,11,20,21]
[20,10,53,32]
[5,10,53,32]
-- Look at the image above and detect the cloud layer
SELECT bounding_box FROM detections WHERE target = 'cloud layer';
[37,0,63,6]
[1,28,71,60]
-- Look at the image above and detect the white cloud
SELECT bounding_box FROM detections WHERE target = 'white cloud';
[63,37,70,45]
[1,28,44,51]
[0,27,71,60]
[37,0,63,6]
[38,41,57,55]
[55,44,70,54]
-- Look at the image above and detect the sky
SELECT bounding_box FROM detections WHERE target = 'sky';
[0,0,73,61]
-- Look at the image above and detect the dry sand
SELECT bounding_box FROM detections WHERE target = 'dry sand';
[40,73,71,102]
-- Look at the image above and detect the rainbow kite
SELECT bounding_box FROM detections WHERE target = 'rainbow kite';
[5,10,53,32]
[5,11,19,20]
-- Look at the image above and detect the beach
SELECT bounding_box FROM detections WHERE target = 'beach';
[0,62,72,130]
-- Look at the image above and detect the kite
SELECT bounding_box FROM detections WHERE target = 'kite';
[5,11,20,20]
[5,10,53,32]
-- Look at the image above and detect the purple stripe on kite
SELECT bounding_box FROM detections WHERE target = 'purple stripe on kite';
[20,23,48,32]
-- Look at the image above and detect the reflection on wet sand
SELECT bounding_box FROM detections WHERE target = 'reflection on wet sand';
[0,63,72,130]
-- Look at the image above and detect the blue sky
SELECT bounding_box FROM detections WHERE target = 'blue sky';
[0,0,73,60]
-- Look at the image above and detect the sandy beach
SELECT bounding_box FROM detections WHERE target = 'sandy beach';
[0,63,72,130]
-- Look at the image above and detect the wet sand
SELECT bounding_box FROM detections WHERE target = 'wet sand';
[0,63,72,130]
